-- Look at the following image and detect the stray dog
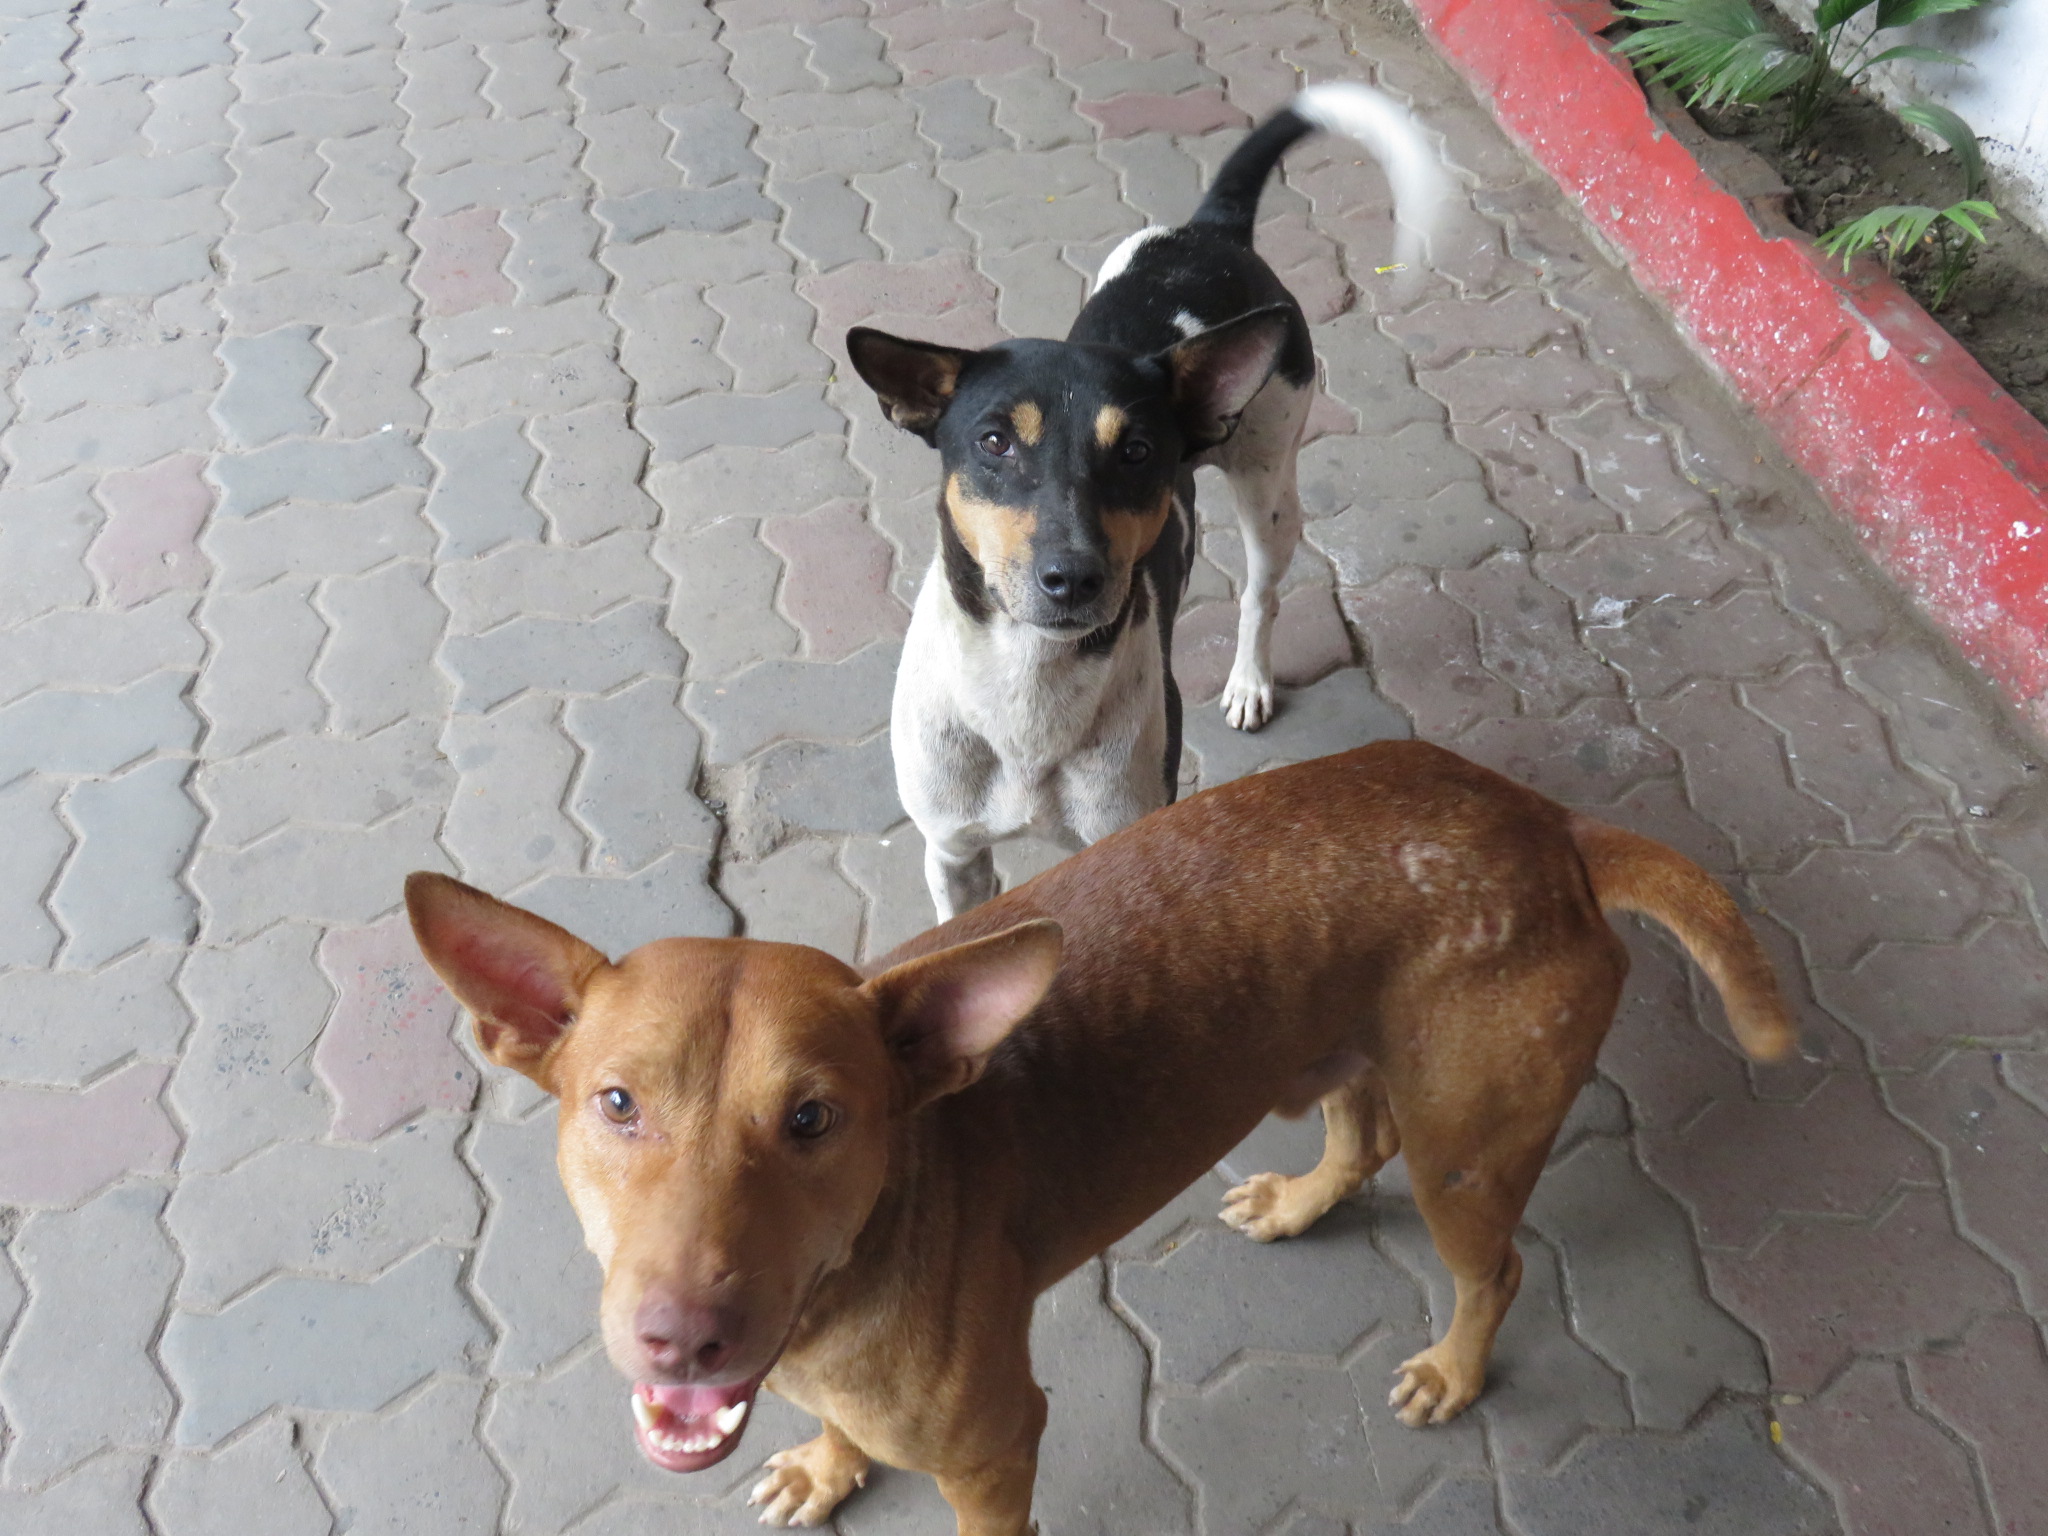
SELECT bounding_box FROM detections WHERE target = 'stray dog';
[848,83,1450,920]
[406,741,1792,1534]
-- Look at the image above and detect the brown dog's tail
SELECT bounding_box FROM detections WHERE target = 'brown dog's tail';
[1569,814,1797,1063]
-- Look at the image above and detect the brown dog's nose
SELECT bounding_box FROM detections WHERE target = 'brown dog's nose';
[634,1289,745,1378]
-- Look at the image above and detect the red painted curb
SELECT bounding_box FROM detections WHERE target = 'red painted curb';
[1408,0,2048,735]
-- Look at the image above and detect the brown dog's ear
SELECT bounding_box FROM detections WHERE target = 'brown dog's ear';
[846,328,976,441]
[861,919,1064,1110]
[404,871,607,1090]
[1156,305,1292,452]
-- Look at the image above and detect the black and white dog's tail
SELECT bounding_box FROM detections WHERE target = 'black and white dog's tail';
[1190,82,1450,280]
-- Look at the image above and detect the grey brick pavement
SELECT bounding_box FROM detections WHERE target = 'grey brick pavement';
[2,0,2046,1531]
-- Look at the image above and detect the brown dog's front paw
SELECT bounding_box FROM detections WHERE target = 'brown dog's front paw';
[1221,1171,1333,1242]
[1387,1345,1480,1428]
[748,1436,870,1527]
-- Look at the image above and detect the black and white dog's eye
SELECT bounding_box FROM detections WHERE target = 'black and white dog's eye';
[979,429,1014,457]
[598,1087,637,1124]
[788,1100,835,1140]
[1119,440,1152,465]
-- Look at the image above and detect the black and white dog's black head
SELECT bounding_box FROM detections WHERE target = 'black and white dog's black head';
[848,312,1289,635]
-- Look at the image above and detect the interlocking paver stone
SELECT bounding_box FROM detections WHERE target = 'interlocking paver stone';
[1777,1357,1993,1536]
[0,1061,179,1207]
[1907,1314,2048,1536]
[315,914,474,1139]
[1885,1051,2048,1314]
[50,755,202,968]
[442,694,589,892]
[2,0,2043,1529]
[147,1416,333,1536]
[685,641,899,763]
[211,324,325,448]
[515,849,734,955]
[722,837,865,952]
[211,432,430,519]
[1502,1402,1838,1535]
[0,945,186,1087]
[165,1117,480,1308]
[564,677,719,872]
[162,1245,487,1448]
[316,1376,506,1536]
[422,415,545,559]
[87,451,214,606]
[441,598,683,714]
[0,1454,152,1536]
[0,1184,177,1486]
[1114,1208,1415,1384]
[1527,1138,1765,1430]
[470,1109,601,1377]
[168,923,338,1173]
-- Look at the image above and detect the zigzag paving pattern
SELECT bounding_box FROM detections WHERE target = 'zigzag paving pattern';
[1,0,2045,1530]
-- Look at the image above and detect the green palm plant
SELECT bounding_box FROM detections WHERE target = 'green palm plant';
[1615,0,1981,142]
[1814,103,1997,308]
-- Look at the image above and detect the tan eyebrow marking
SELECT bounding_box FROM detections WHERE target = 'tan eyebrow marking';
[1010,400,1044,447]
[1094,405,1127,449]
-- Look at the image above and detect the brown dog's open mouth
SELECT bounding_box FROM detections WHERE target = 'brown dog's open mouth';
[630,1375,765,1472]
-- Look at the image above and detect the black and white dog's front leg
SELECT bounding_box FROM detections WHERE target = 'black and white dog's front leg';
[921,827,999,924]
[1214,373,1313,732]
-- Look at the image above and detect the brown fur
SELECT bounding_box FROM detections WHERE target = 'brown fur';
[1092,403,1126,449]
[1100,488,1174,571]
[406,742,1793,1534]
[1009,400,1044,447]
[943,472,1036,575]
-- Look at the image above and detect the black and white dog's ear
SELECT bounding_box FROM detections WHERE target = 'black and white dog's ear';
[1157,305,1292,452]
[847,328,977,441]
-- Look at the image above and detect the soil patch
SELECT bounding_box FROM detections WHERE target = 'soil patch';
[1617,27,2048,429]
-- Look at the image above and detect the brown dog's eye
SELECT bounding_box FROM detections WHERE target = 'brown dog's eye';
[598,1087,637,1124]
[978,429,1013,458]
[1119,440,1151,465]
[788,1100,834,1140]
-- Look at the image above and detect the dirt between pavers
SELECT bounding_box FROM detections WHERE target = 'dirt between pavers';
[1632,46,2048,431]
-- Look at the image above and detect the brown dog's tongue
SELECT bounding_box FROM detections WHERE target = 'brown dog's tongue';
[645,1381,751,1417]
[631,1379,760,1473]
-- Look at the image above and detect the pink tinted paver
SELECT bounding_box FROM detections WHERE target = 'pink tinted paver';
[89,454,214,608]
[410,208,515,317]
[0,1061,179,1205]
[315,914,476,1141]
[1080,89,1249,140]
[761,499,911,662]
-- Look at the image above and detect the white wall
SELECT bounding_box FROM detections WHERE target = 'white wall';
[1765,0,2047,238]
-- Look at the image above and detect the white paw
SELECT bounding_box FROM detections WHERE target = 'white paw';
[1220,668,1274,732]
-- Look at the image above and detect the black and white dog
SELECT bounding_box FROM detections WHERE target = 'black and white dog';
[849,83,1447,919]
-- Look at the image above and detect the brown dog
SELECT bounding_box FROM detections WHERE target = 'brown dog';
[406,742,1792,1533]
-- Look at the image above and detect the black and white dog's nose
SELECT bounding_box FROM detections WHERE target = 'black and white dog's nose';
[1036,551,1107,606]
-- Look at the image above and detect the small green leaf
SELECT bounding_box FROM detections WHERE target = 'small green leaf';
[1860,45,1971,71]
[1816,0,1877,31]
[1898,101,1987,196]
[1938,199,1999,242]
[1875,0,1982,27]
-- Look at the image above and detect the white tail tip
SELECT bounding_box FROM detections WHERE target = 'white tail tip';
[1293,81,1452,296]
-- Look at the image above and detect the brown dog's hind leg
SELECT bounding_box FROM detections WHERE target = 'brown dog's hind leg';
[749,1420,871,1528]
[1222,1067,1396,1242]
[1388,1143,1546,1428]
